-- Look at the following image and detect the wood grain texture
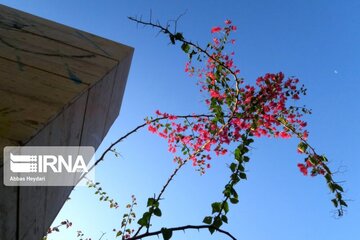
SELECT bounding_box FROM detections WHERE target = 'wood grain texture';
[0,4,133,61]
[104,52,134,136]
[0,168,18,240]
[0,27,117,85]
[80,66,117,148]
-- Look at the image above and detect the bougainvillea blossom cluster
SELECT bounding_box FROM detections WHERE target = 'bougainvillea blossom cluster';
[147,20,309,174]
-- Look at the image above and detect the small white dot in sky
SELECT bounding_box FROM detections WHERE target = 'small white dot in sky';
[334,70,338,74]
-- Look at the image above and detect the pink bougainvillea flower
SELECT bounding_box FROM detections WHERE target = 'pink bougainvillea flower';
[292,94,300,100]
[148,125,157,133]
[211,26,221,33]
[303,130,309,140]
[168,115,177,120]
[184,62,190,72]
[279,131,291,139]
[209,89,225,100]
[306,159,314,167]
[225,19,232,25]
[297,163,308,176]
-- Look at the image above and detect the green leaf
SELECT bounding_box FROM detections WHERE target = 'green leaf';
[203,216,213,224]
[339,199,348,207]
[169,35,175,44]
[208,227,216,235]
[174,32,184,41]
[324,173,332,183]
[211,202,222,214]
[229,163,237,172]
[237,163,245,171]
[161,228,173,240]
[223,187,231,197]
[231,173,240,184]
[154,208,162,217]
[116,231,122,237]
[336,192,342,199]
[242,146,249,154]
[230,187,238,198]
[147,198,155,207]
[181,43,190,53]
[297,142,308,153]
[221,215,228,224]
[230,197,239,204]
[328,182,335,193]
[334,184,344,192]
[234,148,242,162]
[239,172,247,180]
[223,201,229,214]
[308,155,318,165]
[137,212,151,226]
[331,198,338,208]
[137,217,147,226]
[212,216,223,228]
[246,138,254,145]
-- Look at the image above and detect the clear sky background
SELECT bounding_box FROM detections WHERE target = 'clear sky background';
[1,1,359,239]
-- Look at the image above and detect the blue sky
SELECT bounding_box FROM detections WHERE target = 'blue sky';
[1,1,359,239]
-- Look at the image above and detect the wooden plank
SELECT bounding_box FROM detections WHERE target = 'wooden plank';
[0,4,133,61]
[0,90,65,145]
[0,58,89,144]
[24,93,87,237]
[0,169,18,240]
[18,186,47,240]
[104,52,133,136]
[0,27,118,85]
[25,92,88,146]
[0,58,87,105]
[80,66,117,148]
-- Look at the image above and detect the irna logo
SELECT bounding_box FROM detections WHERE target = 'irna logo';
[4,146,95,186]
[10,153,88,173]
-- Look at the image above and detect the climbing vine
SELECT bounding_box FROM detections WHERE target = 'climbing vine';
[44,17,346,240]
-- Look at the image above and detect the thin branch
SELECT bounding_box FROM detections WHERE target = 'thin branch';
[128,16,239,83]
[129,225,237,240]
[98,232,106,240]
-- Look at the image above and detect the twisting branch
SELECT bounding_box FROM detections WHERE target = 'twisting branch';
[129,225,237,240]
[128,16,239,83]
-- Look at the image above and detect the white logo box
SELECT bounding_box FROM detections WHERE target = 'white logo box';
[3,146,95,186]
